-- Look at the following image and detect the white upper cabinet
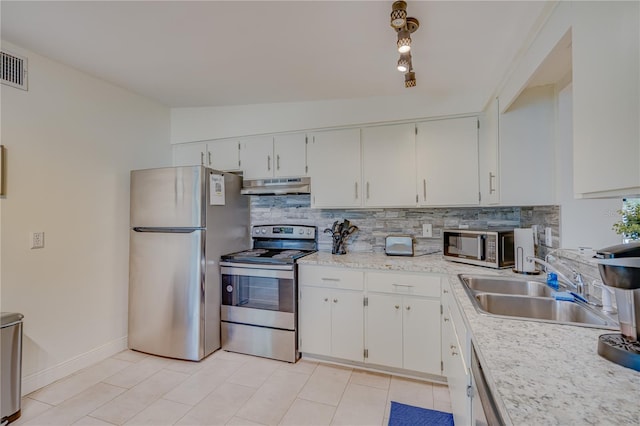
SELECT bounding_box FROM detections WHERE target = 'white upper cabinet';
[307,128,362,208]
[572,1,640,197]
[239,135,276,179]
[479,99,500,205]
[173,140,240,171]
[361,123,416,207]
[416,117,479,206]
[208,139,241,171]
[240,133,307,180]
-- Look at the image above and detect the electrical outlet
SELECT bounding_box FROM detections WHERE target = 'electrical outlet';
[422,223,433,238]
[544,228,553,247]
[531,225,539,245]
[31,231,45,249]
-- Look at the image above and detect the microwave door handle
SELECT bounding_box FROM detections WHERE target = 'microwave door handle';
[501,235,506,263]
[477,235,485,260]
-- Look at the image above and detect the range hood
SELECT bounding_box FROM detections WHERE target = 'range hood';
[241,177,311,195]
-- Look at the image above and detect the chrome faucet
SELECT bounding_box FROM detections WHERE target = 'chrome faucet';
[525,256,588,297]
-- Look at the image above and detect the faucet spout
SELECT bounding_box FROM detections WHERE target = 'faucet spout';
[525,256,582,293]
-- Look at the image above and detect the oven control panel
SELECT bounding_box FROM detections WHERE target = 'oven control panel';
[252,225,316,239]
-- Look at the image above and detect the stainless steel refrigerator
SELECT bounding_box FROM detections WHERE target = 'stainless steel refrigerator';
[128,166,248,361]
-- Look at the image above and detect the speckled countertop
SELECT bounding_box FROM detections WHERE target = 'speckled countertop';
[298,252,640,425]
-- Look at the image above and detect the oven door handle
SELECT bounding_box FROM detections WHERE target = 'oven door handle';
[221,265,294,279]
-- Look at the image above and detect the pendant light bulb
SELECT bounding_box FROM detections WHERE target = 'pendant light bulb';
[397,53,411,73]
[397,28,411,53]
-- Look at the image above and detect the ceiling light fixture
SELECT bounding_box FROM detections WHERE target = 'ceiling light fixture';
[391,2,419,87]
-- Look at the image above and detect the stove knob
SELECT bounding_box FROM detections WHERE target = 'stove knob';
[299,229,304,235]
[254,228,260,235]
[261,228,267,234]
[306,229,312,235]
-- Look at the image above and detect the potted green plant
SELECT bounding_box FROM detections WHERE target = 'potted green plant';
[613,202,640,241]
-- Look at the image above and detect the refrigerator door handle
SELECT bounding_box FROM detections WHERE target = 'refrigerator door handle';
[133,227,199,233]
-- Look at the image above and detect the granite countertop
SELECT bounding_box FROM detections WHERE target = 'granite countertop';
[298,252,640,425]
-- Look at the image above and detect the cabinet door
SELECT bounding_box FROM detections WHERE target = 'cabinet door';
[573,1,640,196]
[307,129,362,208]
[274,133,307,177]
[362,123,416,207]
[331,289,364,362]
[366,293,403,368]
[479,100,500,205]
[416,117,479,206]
[173,142,206,167]
[299,286,332,357]
[207,139,240,171]
[445,305,472,426]
[403,297,441,374]
[240,136,274,179]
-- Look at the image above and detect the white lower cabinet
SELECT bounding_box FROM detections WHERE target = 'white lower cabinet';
[298,265,364,362]
[299,265,444,376]
[442,280,472,425]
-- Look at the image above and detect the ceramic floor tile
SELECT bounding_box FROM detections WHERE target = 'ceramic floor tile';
[9,397,54,426]
[386,376,434,416]
[276,359,318,375]
[225,417,266,426]
[279,398,336,426]
[72,416,117,425]
[124,398,192,425]
[29,358,132,405]
[175,382,256,425]
[297,365,352,406]
[163,368,229,406]
[163,358,205,375]
[24,383,125,426]
[102,356,170,389]
[111,350,148,363]
[234,370,310,425]
[331,383,388,426]
[349,370,391,390]
[90,369,190,425]
[200,357,246,378]
[226,357,280,388]
[211,350,256,363]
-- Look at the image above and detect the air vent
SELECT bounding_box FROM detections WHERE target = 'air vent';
[1,50,28,90]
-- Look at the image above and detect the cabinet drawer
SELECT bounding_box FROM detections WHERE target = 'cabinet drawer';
[367,272,441,297]
[299,265,364,291]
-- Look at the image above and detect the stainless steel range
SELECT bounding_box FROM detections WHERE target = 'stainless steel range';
[220,225,317,363]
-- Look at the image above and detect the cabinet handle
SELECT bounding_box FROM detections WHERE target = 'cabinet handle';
[444,317,450,322]
[200,152,204,165]
[208,152,212,166]
[277,155,280,170]
[321,277,340,282]
[489,172,496,194]
[450,344,457,350]
[423,179,427,201]
[366,182,370,199]
[355,182,358,199]
[443,289,449,294]
[395,305,400,309]
[267,155,271,171]
[406,306,411,311]
[324,298,329,302]
[451,350,459,356]
[333,298,338,303]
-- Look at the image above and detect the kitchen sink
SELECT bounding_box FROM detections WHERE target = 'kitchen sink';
[461,276,554,297]
[459,274,618,329]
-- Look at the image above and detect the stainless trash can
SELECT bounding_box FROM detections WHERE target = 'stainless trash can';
[1,313,24,425]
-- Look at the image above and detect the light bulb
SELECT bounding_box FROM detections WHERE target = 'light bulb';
[397,28,411,53]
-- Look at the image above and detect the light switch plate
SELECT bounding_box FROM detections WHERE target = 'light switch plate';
[422,223,433,238]
[544,228,553,247]
[30,231,44,249]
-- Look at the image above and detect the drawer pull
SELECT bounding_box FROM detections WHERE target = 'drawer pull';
[443,289,449,294]
[444,317,450,322]
[333,298,338,303]
[321,277,341,282]
[450,344,457,350]
[392,284,414,288]
[451,350,458,356]
[395,305,400,309]
[406,306,411,311]
[323,298,329,302]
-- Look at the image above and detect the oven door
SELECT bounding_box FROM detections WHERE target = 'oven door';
[220,263,296,330]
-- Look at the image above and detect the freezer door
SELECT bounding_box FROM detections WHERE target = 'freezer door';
[130,166,206,228]
[129,229,205,360]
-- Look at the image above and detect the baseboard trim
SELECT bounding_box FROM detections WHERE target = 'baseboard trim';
[21,336,128,395]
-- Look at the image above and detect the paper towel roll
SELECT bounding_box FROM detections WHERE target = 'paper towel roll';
[514,228,536,272]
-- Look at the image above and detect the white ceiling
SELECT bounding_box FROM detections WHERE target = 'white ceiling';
[1,1,550,109]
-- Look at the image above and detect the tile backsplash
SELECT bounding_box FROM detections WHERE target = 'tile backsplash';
[249,195,559,257]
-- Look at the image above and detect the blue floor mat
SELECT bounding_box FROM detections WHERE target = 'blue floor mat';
[388,401,454,426]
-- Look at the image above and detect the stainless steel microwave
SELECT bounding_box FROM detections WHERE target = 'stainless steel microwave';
[443,228,515,269]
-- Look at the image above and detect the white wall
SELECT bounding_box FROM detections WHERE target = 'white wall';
[170,92,481,144]
[555,83,620,249]
[0,41,171,394]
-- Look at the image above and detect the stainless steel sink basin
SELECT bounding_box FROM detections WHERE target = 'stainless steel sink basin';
[461,276,554,297]
[474,293,614,327]
[459,274,618,329]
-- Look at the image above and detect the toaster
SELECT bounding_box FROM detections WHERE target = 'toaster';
[385,235,414,256]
